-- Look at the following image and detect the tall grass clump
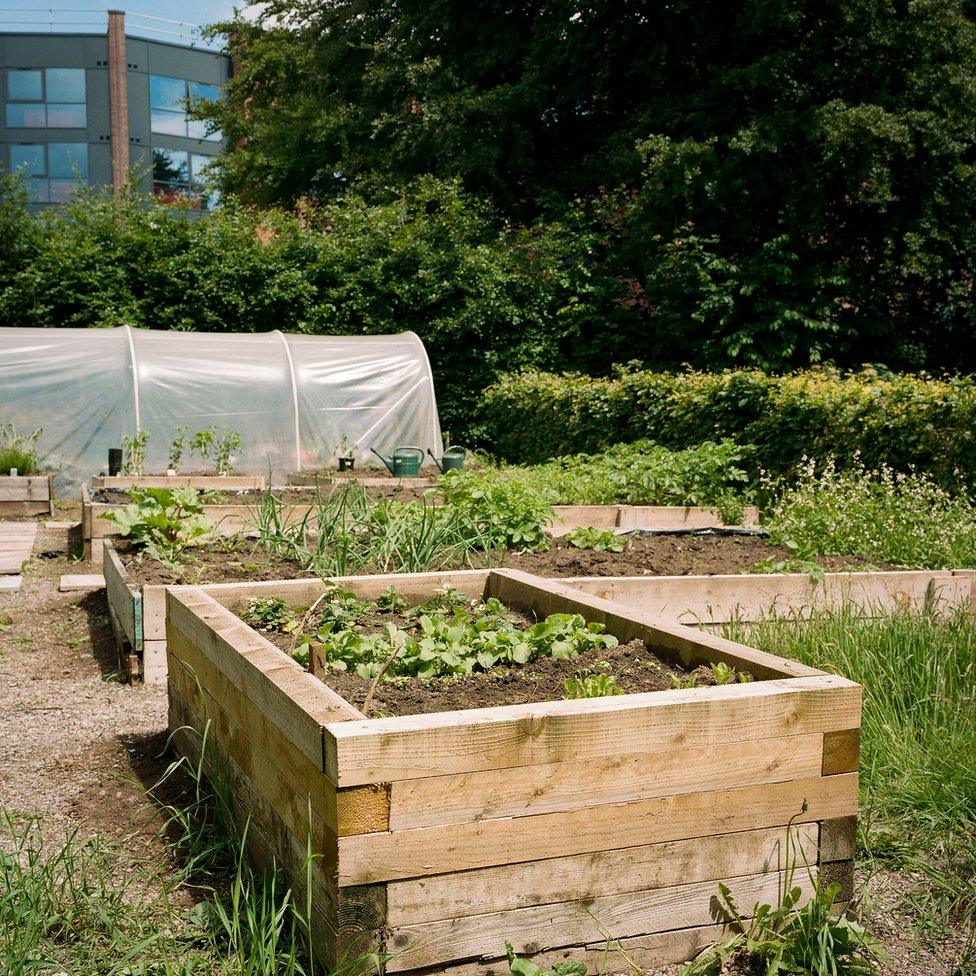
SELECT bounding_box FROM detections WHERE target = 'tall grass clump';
[0,422,42,474]
[724,606,976,929]
[764,459,976,567]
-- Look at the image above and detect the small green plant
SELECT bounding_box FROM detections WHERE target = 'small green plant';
[564,526,627,552]
[168,424,188,473]
[121,426,150,476]
[671,674,699,689]
[506,941,587,976]
[376,584,409,613]
[190,426,241,475]
[101,486,213,568]
[243,596,298,633]
[683,824,885,975]
[753,556,826,580]
[438,469,554,550]
[709,661,753,685]
[564,670,623,698]
[335,434,354,460]
[0,422,42,475]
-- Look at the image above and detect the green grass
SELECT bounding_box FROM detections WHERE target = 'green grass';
[0,423,42,475]
[1,720,380,976]
[724,606,976,932]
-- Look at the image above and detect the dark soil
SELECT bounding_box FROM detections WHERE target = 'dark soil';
[492,534,897,578]
[321,639,728,717]
[121,544,310,586]
[244,594,740,718]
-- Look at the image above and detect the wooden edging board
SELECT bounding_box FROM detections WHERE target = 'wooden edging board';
[165,567,860,974]
[0,475,53,517]
[92,474,267,489]
[108,531,975,686]
[550,504,761,536]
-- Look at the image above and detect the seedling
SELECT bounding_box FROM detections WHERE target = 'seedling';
[564,526,627,552]
[243,597,298,633]
[506,941,586,976]
[121,426,151,476]
[564,671,623,699]
[168,425,188,473]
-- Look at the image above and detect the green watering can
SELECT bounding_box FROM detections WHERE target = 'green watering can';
[428,446,466,473]
[370,445,425,477]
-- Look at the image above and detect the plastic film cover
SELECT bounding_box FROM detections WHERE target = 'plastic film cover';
[0,326,443,485]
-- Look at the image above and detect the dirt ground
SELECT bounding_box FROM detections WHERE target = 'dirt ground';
[0,513,969,976]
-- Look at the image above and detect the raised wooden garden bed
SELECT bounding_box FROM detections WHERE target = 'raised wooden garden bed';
[92,474,266,490]
[166,568,860,974]
[103,527,976,685]
[287,470,436,489]
[82,484,316,565]
[0,474,54,517]
[550,504,761,536]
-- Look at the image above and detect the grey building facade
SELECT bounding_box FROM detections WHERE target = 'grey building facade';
[0,11,230,210]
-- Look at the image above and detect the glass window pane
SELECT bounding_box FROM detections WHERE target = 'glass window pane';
[48,143,88,180]
[45,68,86,103]
[48,179,81,203]
[188,118,222,141]
[150,75,186,111]
[188,82,220,104]
[8,69,43,100]
[151,109,187,137]
[46,103,86,128]
[10,145,45,175]
[6,103,46,127]
[152,148,189,185]
[30,178,50,203]
[153,183,188,203]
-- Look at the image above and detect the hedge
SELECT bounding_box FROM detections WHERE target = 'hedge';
[477,367,976,486]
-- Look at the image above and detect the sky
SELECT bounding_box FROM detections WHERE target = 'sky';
[0,1,264,47]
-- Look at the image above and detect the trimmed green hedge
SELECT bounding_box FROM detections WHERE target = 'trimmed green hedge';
[478,367,976,486]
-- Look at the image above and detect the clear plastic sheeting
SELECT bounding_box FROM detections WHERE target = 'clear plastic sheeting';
[0,327,443,485]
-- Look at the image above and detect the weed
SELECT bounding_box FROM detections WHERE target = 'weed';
[753,556,825,579]
[506,940,587,976]
[764,458,976,568]
[564,527,627,552]
[0,422,42,474]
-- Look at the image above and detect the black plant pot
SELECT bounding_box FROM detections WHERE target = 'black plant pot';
[338,457,355,472]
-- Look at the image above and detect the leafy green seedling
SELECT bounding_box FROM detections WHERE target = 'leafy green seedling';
[506,941,586,976]
[564,526,627,552]
[564,671,623,699]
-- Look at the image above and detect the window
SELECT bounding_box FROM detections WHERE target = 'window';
[150,75,222,142]
[153,149,218,210]
[5,68,86,129]
[9,143,88,203]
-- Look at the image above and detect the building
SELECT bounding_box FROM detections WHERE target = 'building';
[0,10,231,210]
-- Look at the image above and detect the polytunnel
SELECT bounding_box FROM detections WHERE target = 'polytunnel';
[0,327,443,485]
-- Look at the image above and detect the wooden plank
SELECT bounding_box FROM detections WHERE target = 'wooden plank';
[92,475,266,489]
[103,541,138,645]
[142,639,167,685]
[487,569,825,680]
[819,859,855,902]
[340,773,858,885]
[142,585,167,640]
[337,785,390,836]
[385,867,817,972]
[168,694,341,970]
[169,654,338,861]
[425,924,734,976]
[822,729,860,775]
[167,627,338,826]
[59,574,105,592]
[565,570,970,623]
[200,569,491,612]
[387,822,820,925]
[388,733,825,829]
[327,674,860,787]
[820,816,857,862]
